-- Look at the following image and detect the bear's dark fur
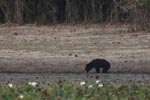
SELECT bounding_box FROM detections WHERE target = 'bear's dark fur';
[85,59,110,73]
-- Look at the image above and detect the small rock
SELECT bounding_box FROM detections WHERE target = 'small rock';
[69,53,72,56]
[14,32,18,35]
[96,75,99,79]
[124,61,128,63]
[117,42,120,44]
[75,54,78,57]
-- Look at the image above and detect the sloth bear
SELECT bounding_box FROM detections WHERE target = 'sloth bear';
[85,59,110,74]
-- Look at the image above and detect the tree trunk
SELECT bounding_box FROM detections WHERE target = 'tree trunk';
[15,0,24,24]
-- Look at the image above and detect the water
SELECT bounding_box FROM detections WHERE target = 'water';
[0,73,150,84]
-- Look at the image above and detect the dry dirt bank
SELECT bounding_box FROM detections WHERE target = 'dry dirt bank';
[0,24,150,73]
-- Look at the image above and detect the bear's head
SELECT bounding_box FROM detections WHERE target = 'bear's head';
[85,63,93,73]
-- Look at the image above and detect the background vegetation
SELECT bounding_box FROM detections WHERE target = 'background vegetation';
[0,0,150,31]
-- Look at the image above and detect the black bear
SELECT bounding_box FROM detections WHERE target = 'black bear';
[85,59,110,74]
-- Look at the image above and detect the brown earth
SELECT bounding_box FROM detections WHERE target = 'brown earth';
[0,24,150,74]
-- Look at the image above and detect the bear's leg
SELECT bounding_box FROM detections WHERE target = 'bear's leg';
[95,67,100,79]
[102,67,109,73]
[85,71,89,77]
[95,67,100,73]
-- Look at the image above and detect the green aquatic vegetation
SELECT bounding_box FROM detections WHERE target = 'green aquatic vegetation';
[0,81,150,100]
